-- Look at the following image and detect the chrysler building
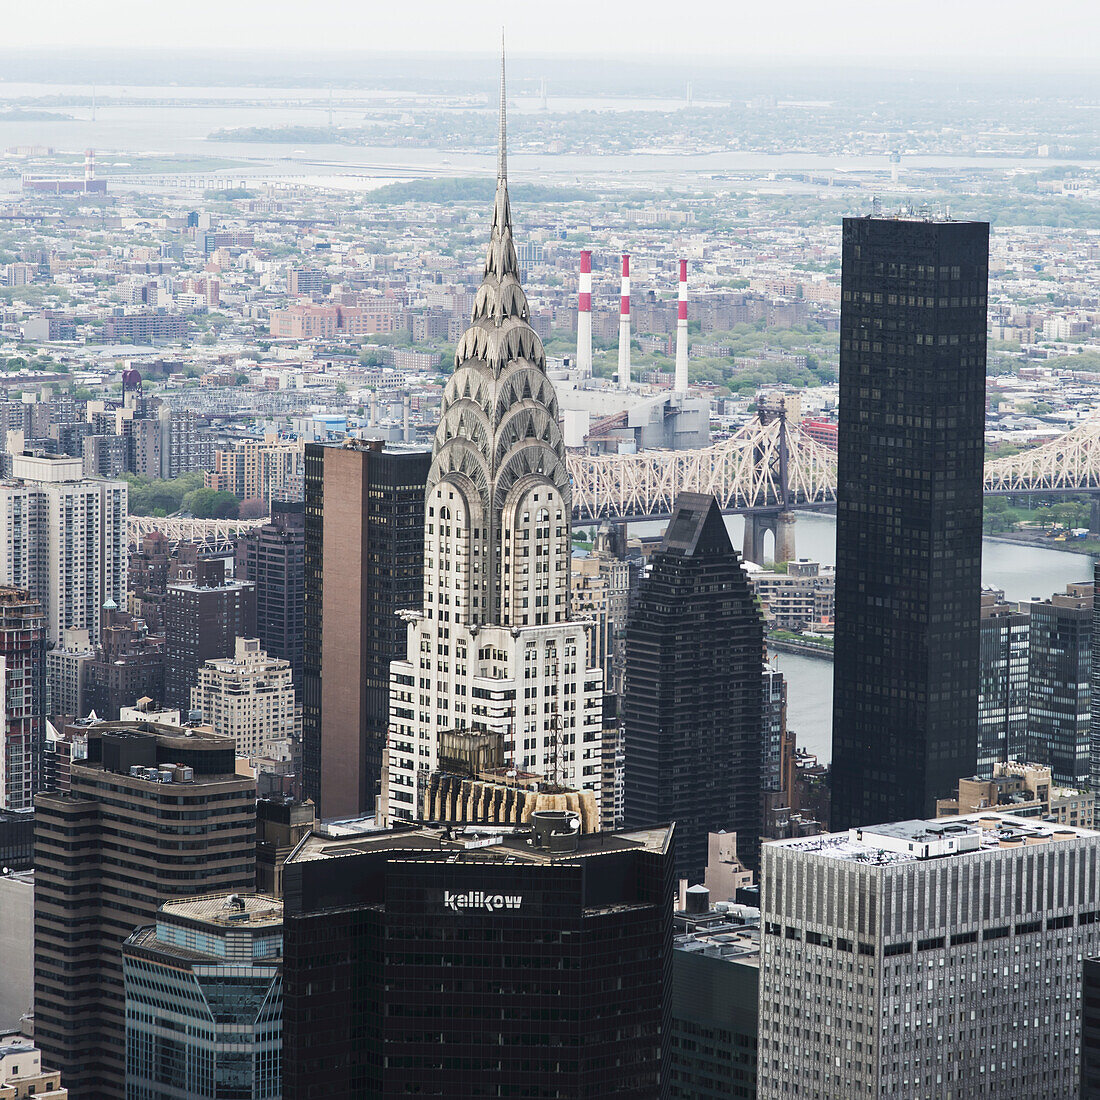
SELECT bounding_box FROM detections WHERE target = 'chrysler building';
[384,53,605,822]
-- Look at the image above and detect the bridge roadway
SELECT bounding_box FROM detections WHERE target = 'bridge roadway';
[129,417,1100,554]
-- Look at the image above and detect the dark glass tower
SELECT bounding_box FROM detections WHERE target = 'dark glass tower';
[1090,562,1100,792]
[235,500,306,689]
[831,216,988,830]
[623,492,763,880]
[282,818,673,1100]
[1028,584,1092,787]
[302,440,430,819]
[978,591,1029,776]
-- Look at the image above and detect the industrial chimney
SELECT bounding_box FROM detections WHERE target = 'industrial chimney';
[617,253,631,389]
[576,250,593,378]
[675,258,689,394]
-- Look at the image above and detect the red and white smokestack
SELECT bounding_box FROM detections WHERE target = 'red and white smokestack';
[675,258,689,394]
[617,253,631,389]
[576,250,593,378]
[84,149,95,185]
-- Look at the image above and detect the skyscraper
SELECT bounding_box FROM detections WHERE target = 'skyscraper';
[235,500,305,688]
[123,894,282,1100]
[282,817,672,1100]
[383,58,605,823]
[759,813,1100,1100]
[302,439,431,819]
[0,588,45,811]
[163,560,256,713]
[0,453,127,645]
[831,216,988,829]
[623,493,763,881]
[1090,562,1100,791]
[34,720,256,1099]
[1028,583,1092,788]
[978,587,1029,776]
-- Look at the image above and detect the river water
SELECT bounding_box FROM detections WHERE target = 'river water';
[630,511,1097,765]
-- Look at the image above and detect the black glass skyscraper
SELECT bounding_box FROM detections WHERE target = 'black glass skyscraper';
[623,492,763,880]
[831,216,988,830]
[282,818,673,1100]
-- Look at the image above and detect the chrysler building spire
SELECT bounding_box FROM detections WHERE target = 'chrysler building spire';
[497,30,507,184]
[426,37,569,629]
[384,53,606,827]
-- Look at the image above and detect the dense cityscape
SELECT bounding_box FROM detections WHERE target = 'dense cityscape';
[3,16,1100,1100]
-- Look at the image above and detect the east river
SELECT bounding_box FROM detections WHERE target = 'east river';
[629,511,1097,766]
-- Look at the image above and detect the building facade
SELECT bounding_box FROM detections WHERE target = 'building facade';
[762,666,787,795]
[1090,561,1100,792]
[191,638,296,760]
[84,606,165,722]
[670,893,758,1100]
[0,1034,67,1099]
[624,493,763,880]
[205,437,304,504]
[235,502,305,689]
[1083,956,1100,1100]
[1028,583,1092,788]
[0,453,127,645]
[123,894,282,1100]
[163,560,256,713]
[570,527,632,692]
[302,440,430,819]
[831,217,988,829]
[759,814,1100,1099]
[46,629,93,719]
[34,721,256,1099]
[0,589,46,811]
[978,587,1029,776]
[282,817,673,1100]
[383,92,605,824]
[749,559,835,631]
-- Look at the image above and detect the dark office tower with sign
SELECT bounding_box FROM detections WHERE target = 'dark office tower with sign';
[302,440,430,819]
[831,216,988,831]
[282,817,674,1100]
[623,492,763,881]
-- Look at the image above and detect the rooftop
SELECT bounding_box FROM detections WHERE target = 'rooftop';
[771,813,1099,867]
[674,903,761,968]
[287,820,673,867]
[161,892,282,929]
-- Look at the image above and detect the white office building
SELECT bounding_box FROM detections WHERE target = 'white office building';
[0,454,126,644]
[759,813,1100,1100]
[384,73,605,823]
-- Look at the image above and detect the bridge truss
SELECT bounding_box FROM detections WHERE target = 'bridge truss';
[567,414,838,522]
[984,418,1100,494]
[129,419,1100,547]
[128,515,266,554]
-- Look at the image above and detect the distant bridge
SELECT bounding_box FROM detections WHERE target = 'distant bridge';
[129,417,1100,562]
[128,515,265,555]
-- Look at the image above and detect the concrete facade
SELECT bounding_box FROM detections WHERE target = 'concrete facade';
[0,872,33,1032]
[759,813,1100,1099]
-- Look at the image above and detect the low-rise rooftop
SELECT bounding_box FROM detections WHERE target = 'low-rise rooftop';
[771,813,1099,866]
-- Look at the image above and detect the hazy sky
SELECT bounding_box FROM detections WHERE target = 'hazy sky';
[8,0,1100,60]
